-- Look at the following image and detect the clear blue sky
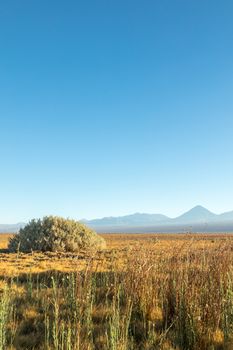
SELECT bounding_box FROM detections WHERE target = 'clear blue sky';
[0,0,233,223]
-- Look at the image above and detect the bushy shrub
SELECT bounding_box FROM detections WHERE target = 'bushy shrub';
[8,216,106,253]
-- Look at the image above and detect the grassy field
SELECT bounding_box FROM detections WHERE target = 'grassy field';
[1,233,233,349]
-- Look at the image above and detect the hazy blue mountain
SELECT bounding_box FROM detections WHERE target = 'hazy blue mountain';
[218,211,233,221]
[0,223,25,233]
[84,206,233,233]
[2,206,233,234]
[172,205,217,224]
[85,213,169,227]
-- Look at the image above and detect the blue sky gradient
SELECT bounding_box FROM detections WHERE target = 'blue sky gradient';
[0,0,233,222]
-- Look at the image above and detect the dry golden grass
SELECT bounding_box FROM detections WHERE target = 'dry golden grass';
[0,234,13,249]
[0,233,232,276]
[1,232,233,349]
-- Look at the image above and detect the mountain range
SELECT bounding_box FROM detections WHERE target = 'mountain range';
[0,223,25,233]
[1,206,233,233]
[83,206,233,233]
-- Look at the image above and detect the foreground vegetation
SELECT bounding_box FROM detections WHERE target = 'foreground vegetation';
[8,216,106,253]
[1,233,233,349]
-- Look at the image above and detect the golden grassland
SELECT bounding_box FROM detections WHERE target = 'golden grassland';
[0,233,230,276]
[1,233,233,349]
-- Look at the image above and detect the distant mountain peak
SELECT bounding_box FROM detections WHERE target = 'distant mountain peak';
[190,205,213,212]
[81,205,233,232]
[174,206,216,224]
[192,205,207,210]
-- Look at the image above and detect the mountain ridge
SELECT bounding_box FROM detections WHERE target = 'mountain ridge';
[1,206,233,233]
[83,205,233,232]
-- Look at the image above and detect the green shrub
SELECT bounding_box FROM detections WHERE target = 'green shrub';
[8,216,106,253]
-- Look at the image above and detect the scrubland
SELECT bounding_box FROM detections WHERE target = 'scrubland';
[1,233,233,349]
